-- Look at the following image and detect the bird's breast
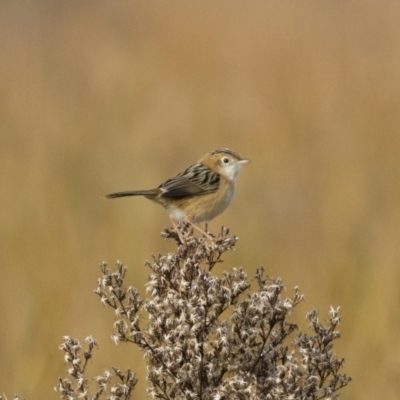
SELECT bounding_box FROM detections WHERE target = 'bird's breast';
[191,181,235,223]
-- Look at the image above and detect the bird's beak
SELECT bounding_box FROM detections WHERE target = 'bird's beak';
[238,158,251,164]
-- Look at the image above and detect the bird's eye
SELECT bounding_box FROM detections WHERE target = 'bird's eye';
[222,157,230,164]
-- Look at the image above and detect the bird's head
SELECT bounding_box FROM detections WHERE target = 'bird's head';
[201,148,250,181]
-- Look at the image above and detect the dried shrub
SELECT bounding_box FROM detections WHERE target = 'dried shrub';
[55,226,350,399]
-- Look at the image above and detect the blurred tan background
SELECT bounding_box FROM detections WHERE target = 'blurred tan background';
[1,1,400,398]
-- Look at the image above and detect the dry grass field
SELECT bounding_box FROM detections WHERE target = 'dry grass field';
[1,1,400,398]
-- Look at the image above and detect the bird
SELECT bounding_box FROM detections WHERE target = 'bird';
[105,148,250,242]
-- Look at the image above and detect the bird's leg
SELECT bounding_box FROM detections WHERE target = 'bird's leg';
[170,217,186,244]
[185,218,214,241]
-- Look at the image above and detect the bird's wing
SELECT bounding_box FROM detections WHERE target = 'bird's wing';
[158,163,220,198]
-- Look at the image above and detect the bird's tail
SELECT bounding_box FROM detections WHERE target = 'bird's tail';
[105,190,158,199]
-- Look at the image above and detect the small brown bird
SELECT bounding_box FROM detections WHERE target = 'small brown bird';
[106,148,250,241]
